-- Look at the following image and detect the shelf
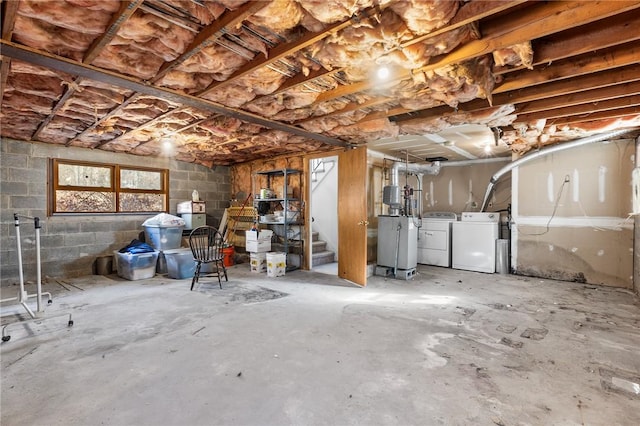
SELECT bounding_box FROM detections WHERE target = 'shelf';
[254,198,300,203]
[252,168,304,271]
[256,169,301,176]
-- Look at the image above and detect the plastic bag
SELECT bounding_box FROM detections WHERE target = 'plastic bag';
[142,213,185,227]
[119,239,155,254]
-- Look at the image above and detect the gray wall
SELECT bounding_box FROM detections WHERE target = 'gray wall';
[1,138,230,287]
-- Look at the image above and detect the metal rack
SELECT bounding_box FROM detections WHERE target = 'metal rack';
[1,214,73,342]
[253,169,304,271]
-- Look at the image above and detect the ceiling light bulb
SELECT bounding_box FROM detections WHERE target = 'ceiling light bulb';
[377,66,390,80]
[484,145,492,154]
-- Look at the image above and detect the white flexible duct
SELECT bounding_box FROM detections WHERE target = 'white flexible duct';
[480,129,635,211]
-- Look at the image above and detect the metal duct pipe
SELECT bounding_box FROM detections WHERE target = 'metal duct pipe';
[480,129,635,211]
[390,160,441,187]
[386,160,440,216]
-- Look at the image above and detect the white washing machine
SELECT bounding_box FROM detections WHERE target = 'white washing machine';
[418,212,457,267]
[452,212,500,273]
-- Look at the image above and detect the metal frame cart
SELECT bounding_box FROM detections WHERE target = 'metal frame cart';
[1,214,73,342]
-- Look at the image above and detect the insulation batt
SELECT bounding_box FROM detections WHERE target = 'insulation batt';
[160,0,226,25]
[248,0,304,33]
[296,0,376,24]
[17,0,120,34]
[493,42,534,69]
[390,0,459,35]
[399,105,516,135]
[13,17,96,61]
[203,83,257,108]
[328,118,399,143]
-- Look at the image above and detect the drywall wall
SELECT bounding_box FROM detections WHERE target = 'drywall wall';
[513,139,634,288]
[422,159,511,215]
[1,138,230,287]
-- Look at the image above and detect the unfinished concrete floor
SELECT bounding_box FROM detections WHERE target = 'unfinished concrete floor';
[1,265,639,425]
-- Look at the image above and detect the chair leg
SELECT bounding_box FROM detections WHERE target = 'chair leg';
[215,260,223,289]
[191,262,201,291]
[222,263,228,282]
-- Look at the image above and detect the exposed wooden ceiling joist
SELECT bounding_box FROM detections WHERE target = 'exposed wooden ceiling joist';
[151,1,266,83]
[495,8,640,75]
[0,40,349,148]
[515,95,640,123]
[551,108,640,127]
[0,0,19,92]
[495,41,640,94]
[517,81,640,115]
[316,0,640,104]
[83,0,143,64]
[401,0,528,48]
[198,5,384,97]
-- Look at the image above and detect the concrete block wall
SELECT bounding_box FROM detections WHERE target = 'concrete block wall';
[1,138,230,287]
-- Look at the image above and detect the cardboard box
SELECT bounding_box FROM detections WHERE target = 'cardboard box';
[250,252,267,273]
[267,252,286,277]
[177,201,206,214]
[245,229,273,242]
[246,240,271,253]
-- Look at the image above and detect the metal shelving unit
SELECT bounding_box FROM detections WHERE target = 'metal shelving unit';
[253,168,303,271]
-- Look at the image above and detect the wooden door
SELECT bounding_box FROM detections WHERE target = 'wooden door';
[338,147,368,286]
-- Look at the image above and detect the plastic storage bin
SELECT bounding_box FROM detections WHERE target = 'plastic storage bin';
[143,225,184,250]
[164,248,197,279]
[114,250,159,280]
[267,252,286,277]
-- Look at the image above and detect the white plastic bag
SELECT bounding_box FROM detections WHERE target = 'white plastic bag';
[142,213,185,227]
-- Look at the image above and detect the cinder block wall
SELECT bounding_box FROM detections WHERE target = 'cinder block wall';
[1,138,230,287]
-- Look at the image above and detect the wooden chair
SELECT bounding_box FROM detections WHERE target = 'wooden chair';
[188,226,228,290]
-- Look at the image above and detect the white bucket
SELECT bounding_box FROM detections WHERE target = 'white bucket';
[266,252,286,277]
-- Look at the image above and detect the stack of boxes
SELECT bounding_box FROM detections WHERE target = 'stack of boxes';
[177,201,206,230]
[246,229,273,273]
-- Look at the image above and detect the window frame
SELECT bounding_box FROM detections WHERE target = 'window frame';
[49,159,169,215]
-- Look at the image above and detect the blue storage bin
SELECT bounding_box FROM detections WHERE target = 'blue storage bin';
[114,250,159,280]
[164,248,197,279]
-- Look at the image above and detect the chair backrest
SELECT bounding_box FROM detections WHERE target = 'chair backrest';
[189,226,225,262]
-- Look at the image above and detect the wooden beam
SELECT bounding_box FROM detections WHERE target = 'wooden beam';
[385,63,640,125]
[514,95,640,123]
[296,97,393,125]
[198,5,382,97]
[495,8,640,75]
[316,1,640,104]
[151,1,266,82]
[32,77,84,140]
[495,41,640,93]
[516,80,640,115]
[0,40,348,147]
[1,0,19,39]
[1,0,20,93]
[96,106,187,148]
[550,107,640,127]
[402,0,528,48]
[66,94,140,146]
[496,63,640,106]
[83,0,143,64]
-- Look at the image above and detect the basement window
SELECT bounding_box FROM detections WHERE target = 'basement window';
[50,159,169,215]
